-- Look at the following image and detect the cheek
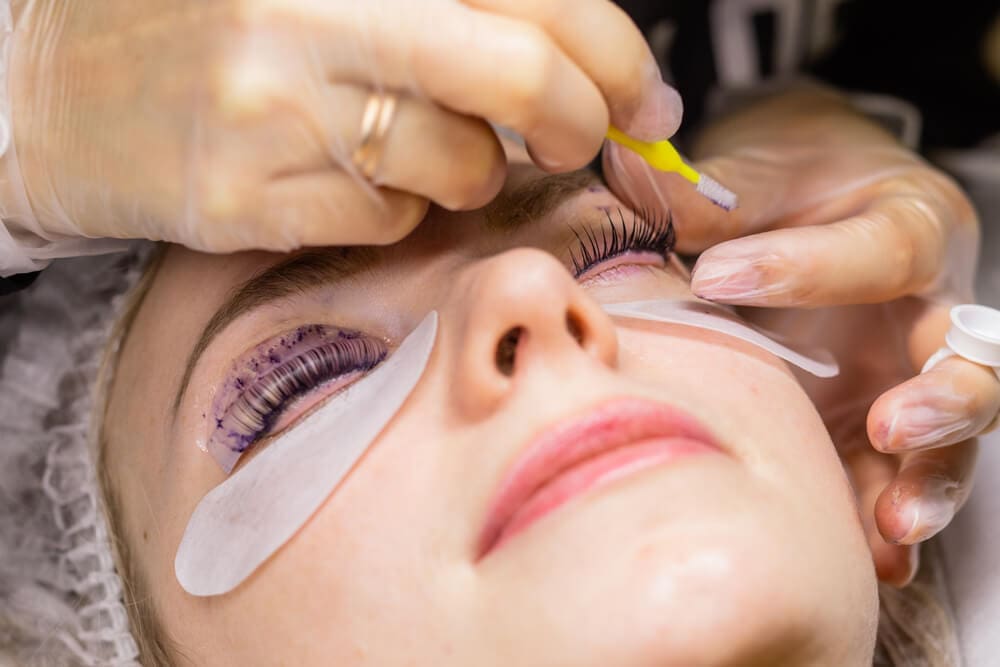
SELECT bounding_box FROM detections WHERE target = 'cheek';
[603,328,875,655]
[614,322,800,447]
[614,324,863,552]
[616,322,816,442]
[175,413,462,663]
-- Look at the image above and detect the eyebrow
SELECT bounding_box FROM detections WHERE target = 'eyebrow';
[172,170,600,412]
[172,247,377,412]
[484,169,599,231]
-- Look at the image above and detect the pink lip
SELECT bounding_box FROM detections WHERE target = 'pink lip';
[477,397,723,559]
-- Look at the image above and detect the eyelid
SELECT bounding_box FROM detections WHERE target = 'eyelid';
[568,207,676,279]
[205,325,388,473]
[575,252,668,286]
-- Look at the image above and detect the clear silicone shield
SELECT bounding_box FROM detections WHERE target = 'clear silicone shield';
[175,311,438,597]
[602,300,838,378]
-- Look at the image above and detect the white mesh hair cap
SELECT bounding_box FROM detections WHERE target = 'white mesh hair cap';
[0,243,156,666]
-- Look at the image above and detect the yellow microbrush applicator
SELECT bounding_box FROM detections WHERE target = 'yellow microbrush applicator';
[606,125,738,211]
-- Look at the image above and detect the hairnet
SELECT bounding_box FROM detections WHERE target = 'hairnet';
[0,243,154,665]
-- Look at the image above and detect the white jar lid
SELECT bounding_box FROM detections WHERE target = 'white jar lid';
[945,304,1000,367]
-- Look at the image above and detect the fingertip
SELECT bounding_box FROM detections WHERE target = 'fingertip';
[464,154,508,209]
[617,80,683,142]
[527,97,607,173]
[874,542,920,588]
[271,175,430,247]
[662,83,684,136]
[868,379,928,454]
[418,10,609,174]
[869,498,920,586]
[366,190,432,245]
[866,397,897,453]
[515,44,608,172]
[868,363,996,453]
[875,469,962,547]
[436,141,507,210]
[875,488,919,545]
[526,143,585,174]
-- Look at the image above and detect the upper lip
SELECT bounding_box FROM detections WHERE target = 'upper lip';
[476,396,722,558]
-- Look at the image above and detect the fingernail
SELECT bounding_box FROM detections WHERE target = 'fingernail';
[890,489,957,545]
[690,258,759,297]
[526,144,566,173]
[623,78,683,142]
[885,395,972,452]
[690,253,785,302]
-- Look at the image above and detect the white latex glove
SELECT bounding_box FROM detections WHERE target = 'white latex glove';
[0,0,681,273]
[604,85,995,587]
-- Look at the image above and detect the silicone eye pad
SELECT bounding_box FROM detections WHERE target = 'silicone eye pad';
[602,300,838,378]
[175,311,438,597]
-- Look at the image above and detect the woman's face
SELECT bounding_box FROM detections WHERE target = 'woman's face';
[104,162,877,666]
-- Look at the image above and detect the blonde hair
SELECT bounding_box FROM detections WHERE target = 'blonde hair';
[0,246,156,665]
[93,245,179,666]
[875,540,962,666]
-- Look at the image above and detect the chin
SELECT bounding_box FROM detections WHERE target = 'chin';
[481,466,866,666]
[604,532,828,666]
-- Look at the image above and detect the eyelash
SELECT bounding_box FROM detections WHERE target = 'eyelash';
[569,207,675,278]
[219,334,387,456]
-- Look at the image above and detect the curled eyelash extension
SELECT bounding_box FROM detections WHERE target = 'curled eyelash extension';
[569,207,676,278]
[219,335,388,454]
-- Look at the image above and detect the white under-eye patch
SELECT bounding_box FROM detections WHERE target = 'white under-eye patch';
[175,311,438,597]
[602,300,838,378]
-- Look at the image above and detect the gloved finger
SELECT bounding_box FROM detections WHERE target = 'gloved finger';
[869,356,1000,453]
[295,86,507,212]
[602,145,782,254]
[191,82,502,249]
[198,172,429,252]
[287,1,609,171]
[461,0,682,140]
[375,97,506,210]
[688,184,951,307]
[867,299,1000,452]
[874,439,978,546]
[843,445,919,587]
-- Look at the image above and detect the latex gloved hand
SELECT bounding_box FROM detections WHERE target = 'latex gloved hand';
[604,85,996,586]
[0,0,680,272]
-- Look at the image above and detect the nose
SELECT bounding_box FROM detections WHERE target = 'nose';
[447,248,618,417]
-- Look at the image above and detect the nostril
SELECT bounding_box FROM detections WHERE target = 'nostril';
[495,327,523,377]
[566,311,585,346]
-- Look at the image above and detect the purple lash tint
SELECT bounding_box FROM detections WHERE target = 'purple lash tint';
[205,324,387,472]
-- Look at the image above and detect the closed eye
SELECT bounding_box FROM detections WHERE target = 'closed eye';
[569,207,676,281]
[207,326,387,473]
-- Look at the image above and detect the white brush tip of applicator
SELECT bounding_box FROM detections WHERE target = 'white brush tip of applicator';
[696,174,738,211]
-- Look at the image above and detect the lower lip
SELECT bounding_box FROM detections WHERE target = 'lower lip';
[490,436,716,553]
